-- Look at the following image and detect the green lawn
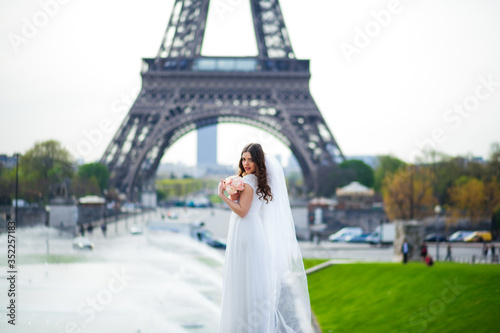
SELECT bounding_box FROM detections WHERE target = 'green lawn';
[303,258,329,270]
[9,254,100,265]
[305,262,500,333]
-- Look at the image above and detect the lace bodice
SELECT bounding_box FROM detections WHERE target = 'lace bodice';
[243,174,263,216]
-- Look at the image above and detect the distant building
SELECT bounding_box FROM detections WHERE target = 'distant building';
[156,161,234,179]
[197,125,217,166]
[308,181,386,239]
[156,162,198,179]
[454,156,486,166]
[335,181,375,210]
[0,154,18,169]
[78,195,105,225]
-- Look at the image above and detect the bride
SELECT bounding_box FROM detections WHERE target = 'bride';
[217,143,312,333]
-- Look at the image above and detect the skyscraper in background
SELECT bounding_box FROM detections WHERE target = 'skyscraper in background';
[197,125,217,166]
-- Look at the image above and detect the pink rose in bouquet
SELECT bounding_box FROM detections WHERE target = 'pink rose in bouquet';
[224,175,245,195]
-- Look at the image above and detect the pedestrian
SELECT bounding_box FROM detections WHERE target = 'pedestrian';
[445,244,452,261]
[491,244,498,263]
[87,223,94,234]
[402,239,410,264]
[420,242,428,262]
[79,224,85,237]
[101,223,107,238]
[482,242,488,258]
[425,254,434,267]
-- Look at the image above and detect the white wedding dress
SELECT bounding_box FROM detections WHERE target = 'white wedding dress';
[218,156,312,333]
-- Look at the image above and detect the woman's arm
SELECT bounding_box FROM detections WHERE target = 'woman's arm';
[229,193,240,201]
[218,180,253,218]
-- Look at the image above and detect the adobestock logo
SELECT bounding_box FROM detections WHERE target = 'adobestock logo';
[63,267,134,333]
[7,0,74,53]
[64,85,140,161]
[406,278,467,333]
[236,299,273,333]
[408,74,499,162]
[214,0,245,20]
[340,0,417,64]
[442,75,499,129]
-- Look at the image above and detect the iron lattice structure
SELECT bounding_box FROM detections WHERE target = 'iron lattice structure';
[101,0,344,198]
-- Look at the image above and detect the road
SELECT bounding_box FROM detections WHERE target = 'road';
[197,207,492,263]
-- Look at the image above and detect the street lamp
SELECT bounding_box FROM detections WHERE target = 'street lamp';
[14,153,20,224]
[45,205,50,255]
[134,187,139,226]
[435,205,442,261]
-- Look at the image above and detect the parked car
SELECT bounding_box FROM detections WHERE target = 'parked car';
[464,231,492,242]
[448,231,474,242]
[197,230,226,249]
[72,237,94,250]
[328,227,363,242]
[346,233,371,243]
[425,233,448,242]
[121,202,142,213]
[129,225,144,235]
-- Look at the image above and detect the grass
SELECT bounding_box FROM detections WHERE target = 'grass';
[303,258,329,270]
[196,256,223,268]
[209,194,223,204]
[11,254,100,265]
[305,261,500,333]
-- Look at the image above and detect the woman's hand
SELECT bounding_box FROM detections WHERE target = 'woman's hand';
[218,179,226,198]
[219,184,253,218]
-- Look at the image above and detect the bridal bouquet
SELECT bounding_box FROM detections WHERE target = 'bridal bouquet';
[224,175,245,195]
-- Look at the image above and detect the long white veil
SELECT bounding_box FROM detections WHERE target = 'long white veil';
[262,154,313,333]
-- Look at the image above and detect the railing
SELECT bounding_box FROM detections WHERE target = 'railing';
[141,56,310,74]
[448,255,499,264]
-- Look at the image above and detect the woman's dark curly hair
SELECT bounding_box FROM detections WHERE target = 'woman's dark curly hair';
[238,143,273,203]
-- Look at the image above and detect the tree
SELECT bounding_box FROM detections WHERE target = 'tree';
[77,162,110,194]
[72,174,101,197]
[485,177,500,220]
[321,165,349,197]
[447,176,500,225]
[374,155,406,193]
[20,140,74,202]
[414,149,490,205]
[486,142,500,179]
[0,164,14,205]
[382,165,435,220]
[286,171,304,197]
[156,188,167,201]
[339,159,374,188]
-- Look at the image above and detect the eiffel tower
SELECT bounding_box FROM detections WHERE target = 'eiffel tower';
[101,0,344,199]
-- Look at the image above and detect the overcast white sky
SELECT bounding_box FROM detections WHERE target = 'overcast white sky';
[1,0,500,167]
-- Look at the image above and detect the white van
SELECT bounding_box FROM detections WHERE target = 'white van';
[366,223,395,245]
[328,227,363,242]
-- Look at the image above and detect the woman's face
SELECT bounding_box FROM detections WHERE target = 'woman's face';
[241,152,256,174]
